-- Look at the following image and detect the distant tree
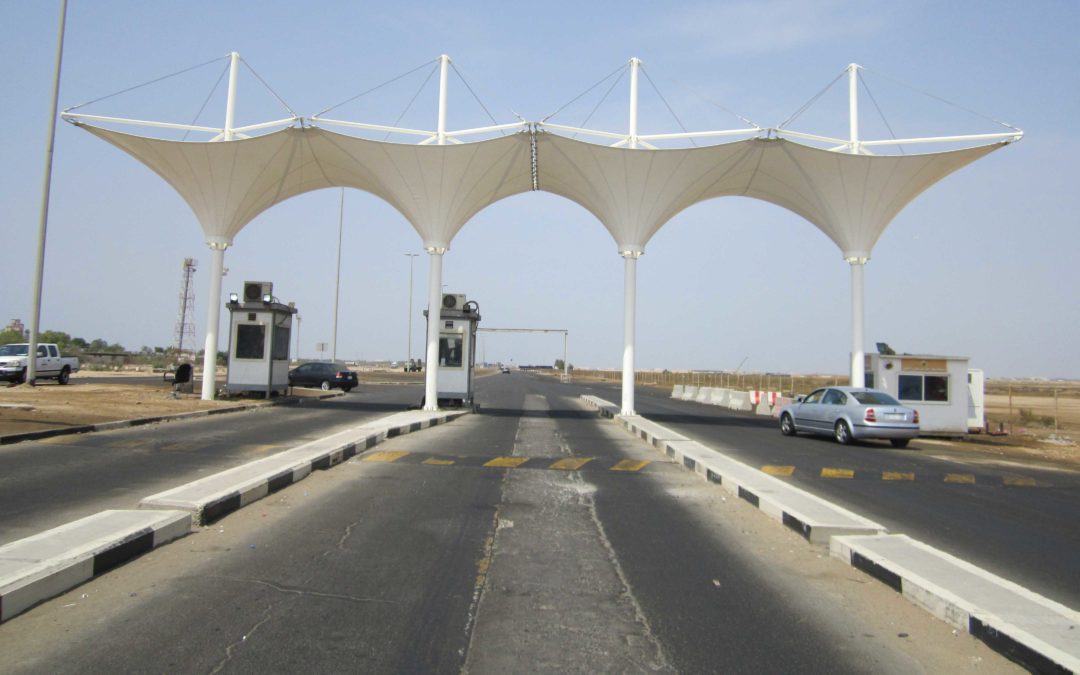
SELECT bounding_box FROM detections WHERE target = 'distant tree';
[39,330,72,350]
[71,337,89,349]
[88,338,109,352]
[0,329,22,345]
[555,359,565,370]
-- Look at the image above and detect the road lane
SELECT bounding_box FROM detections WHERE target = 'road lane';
[574,378,1080,609]
[0,384,421,542]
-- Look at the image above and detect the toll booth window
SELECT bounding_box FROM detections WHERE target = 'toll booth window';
[236,324,265,359]
[898,374,949,402]
[439,335,463,368]
[272,325,290,360]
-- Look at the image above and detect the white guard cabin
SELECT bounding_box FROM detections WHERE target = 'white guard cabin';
[224,281,296,398]
[864,351,984,435]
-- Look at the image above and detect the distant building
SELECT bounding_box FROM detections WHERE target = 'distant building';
[4,319,26,337]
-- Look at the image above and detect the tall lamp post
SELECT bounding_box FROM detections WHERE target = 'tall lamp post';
[295,314,302,361]
[405,253,418,366]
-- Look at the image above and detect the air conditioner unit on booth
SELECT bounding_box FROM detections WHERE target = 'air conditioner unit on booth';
[442,293,467,310]
[244,281,273,303]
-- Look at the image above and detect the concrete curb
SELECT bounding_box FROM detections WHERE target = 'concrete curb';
[582,394,1080,672]
[581,395,885,543]
[832,534,1079,674]
[140,409,468,525]
[0,391,343,446]
[0,510,191,623]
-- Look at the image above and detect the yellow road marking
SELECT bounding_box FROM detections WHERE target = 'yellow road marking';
[611,459,650,472]
[36,435,80,445]
[363,451,410,463]
[549,457,593,471]
[882,471,914,481]
[240,443,280,455]
[1003,475,1037,487]
[944,473,975,484]
[484,457,529,468]
[821,467,854,479]
[761,465,795,477]
[423,457,455,466]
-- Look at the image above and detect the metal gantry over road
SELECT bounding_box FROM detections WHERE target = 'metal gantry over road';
[54,53,1022,415]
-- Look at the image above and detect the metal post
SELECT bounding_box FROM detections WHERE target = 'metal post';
[331,188,344,362]
[224,52,239,142]
[621,252,639,415]
[296,314,301,360]
[200,242,227,400]
[27,0,68,386]
[563,331,569,381]
[423,249,444,410]
[849,258,866,387]
[405,253,418,364]
[437,54,450,146]
[848,63,859,154]
[628,57,640,149]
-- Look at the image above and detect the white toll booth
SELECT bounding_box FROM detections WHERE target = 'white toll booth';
[224,281,296,398]
[864,352,983,434]
[425,294,480,408]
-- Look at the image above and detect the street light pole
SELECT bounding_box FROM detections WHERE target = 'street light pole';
[405,253,418,365]
[331,188,344,362]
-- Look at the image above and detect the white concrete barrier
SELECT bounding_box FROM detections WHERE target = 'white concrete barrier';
[671,385,684,399]
[728,391,753,411]
[695,387,713,403]
[707,388,728,406]
[681,385,699,401]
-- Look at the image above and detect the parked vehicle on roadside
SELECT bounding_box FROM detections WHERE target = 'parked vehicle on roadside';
[0,343,80,385]
[287,361,358,392]
[777,386,919,448]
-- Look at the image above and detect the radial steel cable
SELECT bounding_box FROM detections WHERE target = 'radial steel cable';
[382,65,438,140]
[640,65,697,147]
[240,57,300,118]
[858,71,905,154]
[450,62,504,133]
[64,54,228,112]
[313,58,440,118]
[540,62,627,123]
[181,62,230,141]
[861,66,1022,132]
[777,67,846,130]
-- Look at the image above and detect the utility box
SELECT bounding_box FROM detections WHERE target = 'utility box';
[224,283,296,398]
[425,293,480,407]
[864,352,977,435]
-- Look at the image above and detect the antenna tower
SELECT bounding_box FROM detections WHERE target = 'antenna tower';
[175,258,197,362]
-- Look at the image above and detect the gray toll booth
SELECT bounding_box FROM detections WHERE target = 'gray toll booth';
[424,294,480,407]
[224,281,296,397]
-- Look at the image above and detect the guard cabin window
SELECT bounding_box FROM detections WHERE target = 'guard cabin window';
[439,334,463,368]
[272,325,290,360]
[235,324,266,360]
[898,374,949,402]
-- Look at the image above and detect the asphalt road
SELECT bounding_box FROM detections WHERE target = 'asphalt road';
[0,373,1013,673]
[575,378,1080,609]
[0,383,423,542]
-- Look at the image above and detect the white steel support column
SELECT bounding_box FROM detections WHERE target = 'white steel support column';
[331,188,344,361]
[563,332,569,381]
[848,257,867,387]
[628,57,641,149]
[848,63,859,154]
[224,52,240,142]
[200,241,228,400]
[423,248,445,410]
[621,251,640,415]
[436,54,450,145]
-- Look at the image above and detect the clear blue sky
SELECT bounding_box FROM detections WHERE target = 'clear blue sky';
[2,0,1078,378]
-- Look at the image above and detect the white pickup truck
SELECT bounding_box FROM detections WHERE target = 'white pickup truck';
[0,343,80,385]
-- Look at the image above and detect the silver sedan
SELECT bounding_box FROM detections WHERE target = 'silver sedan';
[778,386,919,448]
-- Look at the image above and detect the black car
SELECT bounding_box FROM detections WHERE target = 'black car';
[287,362,358,392]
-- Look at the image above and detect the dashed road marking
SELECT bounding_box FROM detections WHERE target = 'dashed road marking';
[944,473,976,484]
[363,450,411,463]
[761,465,795,477]
[821,467,854,479]
[882,471,915,481]
[549,457,593,471]
[422,457,455,466]
[1003,475,1037,487]
[611,459,651,472]
[484,456,530,468]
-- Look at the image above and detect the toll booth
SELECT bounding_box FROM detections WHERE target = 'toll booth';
[864,351,978,434]
[224,281,296,397]
[425,293,480,407]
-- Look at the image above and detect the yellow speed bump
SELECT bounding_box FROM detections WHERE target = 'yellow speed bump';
[549,457,593,471]
[484,457,530,468]
[821,467,854,479]
[422,457,455,466]
[363,451,410,463]
[1003,475,1037,487]
[611,459,650,472]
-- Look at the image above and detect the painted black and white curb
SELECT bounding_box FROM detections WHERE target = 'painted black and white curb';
[0,510,190,623]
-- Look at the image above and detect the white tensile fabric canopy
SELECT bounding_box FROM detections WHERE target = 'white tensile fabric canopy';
[81,123,1003,259]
